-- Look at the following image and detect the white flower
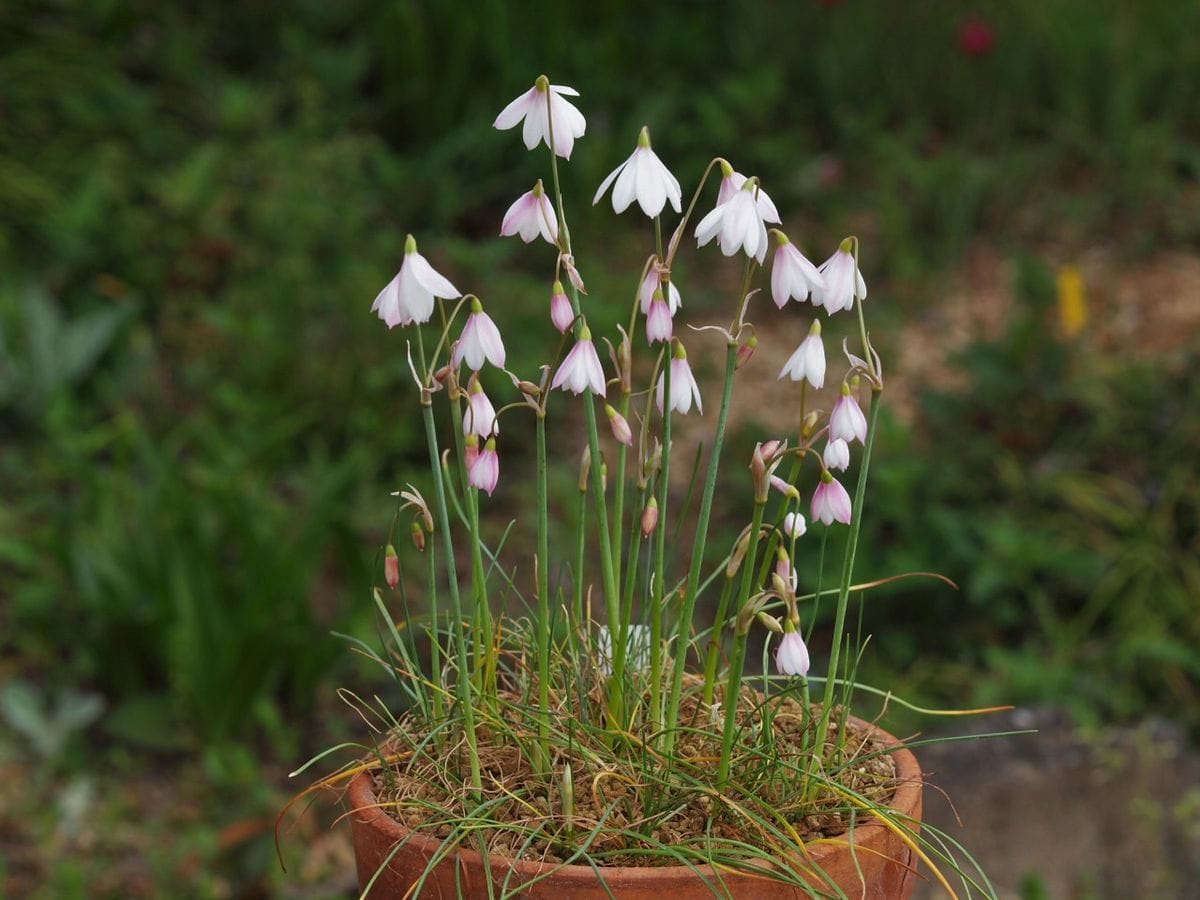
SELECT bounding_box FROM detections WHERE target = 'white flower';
[592,127,682,218]
[452,300,506,371]
[371,235,460,328]
[645,291,673,344]
[493,76,586,159]
[463,378,498,438]
[639,259,681,314]
[778,320,825,388]
[775,630,810,677]
[823,438,850,471]
[694,179,769,263]
[501,180,558,245]
[597,624,651,676]
[657,344,703,415]
[717,162,780,224]
[829,386,868,444]
[812,474,852,526]
[552,326,607,396]
[783,512,807,540]
[818,238,867,314]
[771,234,826,309]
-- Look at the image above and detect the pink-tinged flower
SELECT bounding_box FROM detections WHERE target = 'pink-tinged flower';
[641,496,659,537]
[779,320,825,388]
[560,253,587,294]
[371,234,461,328]
[657,341,703,415]
[468,438,500,496]
[812,472,852,525]
[639,259,681,315]
[783,512,807,540]
[771,232,826,308]
[823,438,850,471]
[464,433,480,471]
[775,550,798,592]
[775,629,810,677]
[717,160,780,224]
[501,180,558,245]
[493,76,586,159]
[605,404,633,446]
[463,377,498,438]
[957,16,996,57]
[384,544,400,589]
[552,325,607,396]
[817,238,867,314]
[829,384,867,444]
[645,290,673,344]
[736,335,758,369]
[770,474,800,500]
[549,281,574,333]
[694,178,770,263]
[452,299,506,371]
[592,126,682,218]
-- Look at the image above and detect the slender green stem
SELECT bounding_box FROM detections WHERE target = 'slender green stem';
[701,572,736,706]
[649,360,671,737]
[662,342,738,755]
[716,497,767,785]
[574,485,587,632]
[535,412,551,767]
[619,484,647,629]
[611,390,631,668]
[427,534,444,732]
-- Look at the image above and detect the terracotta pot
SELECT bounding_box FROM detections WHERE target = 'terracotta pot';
[348,719,922,899]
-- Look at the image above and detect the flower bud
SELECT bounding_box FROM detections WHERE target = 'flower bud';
[735,335,758,370]
[517,380,541,398]
[578,445,591,493]
[801,411,820,441]
[384,544,400,589]
[641,496,659,537]
[605,404,633,447]
[756,611,784,634]
[410,521,425,552]
[600,460,608,493]
[561,762,575,830]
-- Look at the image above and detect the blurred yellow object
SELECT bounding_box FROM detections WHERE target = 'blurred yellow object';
[1057,264,1088,338]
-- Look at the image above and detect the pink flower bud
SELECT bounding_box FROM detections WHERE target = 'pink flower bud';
[550,281,574,333]
[641,496,659,537]
[605,404,633,446]
[384,544,400,589]
[735,335,758,369]
[410,521,425,552]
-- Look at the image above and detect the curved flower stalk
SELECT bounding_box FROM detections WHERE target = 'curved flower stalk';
[656,340,702,415]
[818,237,867,314]
[371,234,460,328]
[501,180,558,245]
[592,126,682,218]
[552,325,607,396]
[493,76,586,159]
[452,299,506,371]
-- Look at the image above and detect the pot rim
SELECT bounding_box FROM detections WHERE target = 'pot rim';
[346,715,922,888]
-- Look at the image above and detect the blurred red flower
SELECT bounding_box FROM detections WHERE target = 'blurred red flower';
[957,16,997,57]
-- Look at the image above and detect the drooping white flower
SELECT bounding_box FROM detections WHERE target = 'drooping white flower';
[501,180,558,245]
[552,325,607,396]
[783,512,807,540]
[717,160,780,224]
[645,290,673,344]
[778,320,825,388]
[811,472,852,525]
[452,299,506,371]
[468,438,500,496]
[828,384,868,444]
[656,341,703,415]
[771,232,826,309]
[775,629,810,677]
[493,76,586,159]
[463,376,498,438]
[694,178,769,263]
[823,438,850,471]
[817,238,867,314]
[549,281,574,333]
[371,234,461,328]
[639,258,681,314]
[592,126,682,218]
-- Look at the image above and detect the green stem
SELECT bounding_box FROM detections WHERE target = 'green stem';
[701,573,736,706]
[649,360,671,737]
[574,485,587,632]
[427,534,444,732]
[663,342,738,755]
[535,412,551,768]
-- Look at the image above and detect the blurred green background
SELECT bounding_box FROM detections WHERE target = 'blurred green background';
[2,0,1198,896]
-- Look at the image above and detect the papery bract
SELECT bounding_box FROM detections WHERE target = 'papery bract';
[371,234,461,328]
[501,180,559,245]
[592,127,682,218]
[779,320,825,388]
[452,299,506,371]
[771,234,826,309]
[818,238,867,314]
[552,326,607,396]
[775,629,810,677]
[469,438,500,496]
[493,76,586,159]
[812,473,852,525]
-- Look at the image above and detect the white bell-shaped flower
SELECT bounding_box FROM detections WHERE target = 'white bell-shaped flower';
[371,234,460,328]
[592,127,682,218]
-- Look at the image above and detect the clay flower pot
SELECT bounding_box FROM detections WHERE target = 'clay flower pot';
[347,719,922,898]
